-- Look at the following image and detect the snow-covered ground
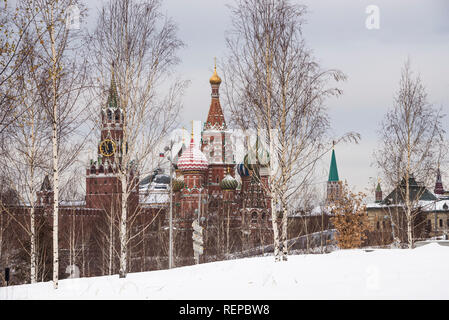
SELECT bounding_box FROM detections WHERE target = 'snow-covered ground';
[1,243,448,300]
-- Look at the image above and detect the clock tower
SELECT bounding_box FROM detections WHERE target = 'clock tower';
[85,67,124,210]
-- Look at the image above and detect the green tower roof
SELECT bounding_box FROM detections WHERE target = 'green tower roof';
[376,182,382,192]
[328,149,339,182]
[107,67,119,109]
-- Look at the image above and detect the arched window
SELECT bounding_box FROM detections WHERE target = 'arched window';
[107,109,112,121]
[251,212,258,223]
[115,109,120,121]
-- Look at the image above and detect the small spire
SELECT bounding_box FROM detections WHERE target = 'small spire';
[328,148,339,182]
[107,62,118,109]
[182,126,185,144]
[191,120,194,142]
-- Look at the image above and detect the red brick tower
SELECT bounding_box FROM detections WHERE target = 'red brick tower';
[201,60,235,195]
[86,68,126,212]
[375,180,383,203]
[434,167,444,196]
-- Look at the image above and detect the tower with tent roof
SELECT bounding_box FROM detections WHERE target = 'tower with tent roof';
[327,145,342,203]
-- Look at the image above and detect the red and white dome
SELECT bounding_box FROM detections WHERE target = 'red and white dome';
[177,138,209,172]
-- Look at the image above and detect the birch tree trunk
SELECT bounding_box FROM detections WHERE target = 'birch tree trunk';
[119,175,128,278]
[49,3,60,289]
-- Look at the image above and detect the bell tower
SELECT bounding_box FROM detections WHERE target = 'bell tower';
[327,145,342,203]
[201,59,234,194]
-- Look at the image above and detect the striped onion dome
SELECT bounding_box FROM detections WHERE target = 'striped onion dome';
[237,163,250,177]
[220,174,238,190]
[177,137,209,172]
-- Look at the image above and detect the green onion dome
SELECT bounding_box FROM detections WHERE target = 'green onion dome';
[172,177,184,192]
[243,137,270,170]
[220,174,238,190]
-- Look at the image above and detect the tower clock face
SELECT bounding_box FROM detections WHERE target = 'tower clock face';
[99,139,116,157]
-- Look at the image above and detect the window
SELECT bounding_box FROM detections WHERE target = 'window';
[427,220,432,232]
[376,221,380,230]
[440,219,443,228]
[251,212,258,223]
[107,110,112,121]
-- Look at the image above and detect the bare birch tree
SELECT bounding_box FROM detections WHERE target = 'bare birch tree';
[88,0,185,278]
[375,60,445,249]
[223,0,358,261]
[23,0,90,288]
[2,34,51,283]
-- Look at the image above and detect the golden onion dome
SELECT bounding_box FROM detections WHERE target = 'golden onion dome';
[209,59,222,85]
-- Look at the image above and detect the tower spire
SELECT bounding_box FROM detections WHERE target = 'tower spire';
[328,148,339,182]
[107,62,118,109]
[435,166,444,195]
[327,146,341,203]
[205,58,226,130]
[375,178,383,203]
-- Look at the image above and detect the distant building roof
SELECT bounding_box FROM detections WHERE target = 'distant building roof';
[382,175,437,205]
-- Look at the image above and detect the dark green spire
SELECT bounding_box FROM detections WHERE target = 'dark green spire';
[328,149,339,182]
[107,65,119,109]
[376,182,382,192]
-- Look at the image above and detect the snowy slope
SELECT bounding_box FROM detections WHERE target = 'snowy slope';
[1,243,448,300]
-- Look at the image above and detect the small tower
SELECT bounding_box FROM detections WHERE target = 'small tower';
[327,145,341,203]
[434,167,444,196]
[375,180,383,203]
[37,175,54,206]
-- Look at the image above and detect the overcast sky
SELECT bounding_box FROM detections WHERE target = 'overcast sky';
[87,0,449,200]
